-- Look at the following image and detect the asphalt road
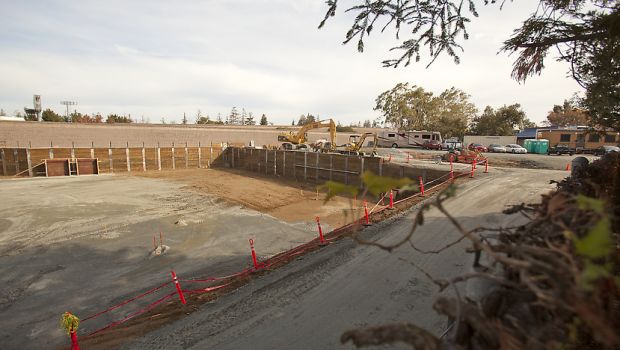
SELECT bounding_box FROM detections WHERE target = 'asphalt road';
[124,167,567,350]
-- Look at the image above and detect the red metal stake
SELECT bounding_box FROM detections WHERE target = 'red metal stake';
[484,159,489,173]
[419,176,425,196]
[249,238,259,269]
[470,160,475,178]
[316,216,325,244]
[160,231,163,247]
[363,200,370,225]
[389,190,394,209]
[153,235,157,249]
[473,158,477,170]
[388,153,392,162]
[70,330,80,350]
[171,270,186,305]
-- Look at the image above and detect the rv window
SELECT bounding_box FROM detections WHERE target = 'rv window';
[414,135,419,138]
[422,135,431,139]
[388,133,396,138]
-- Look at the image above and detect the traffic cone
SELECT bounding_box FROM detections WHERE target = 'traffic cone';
[565,163,570,171]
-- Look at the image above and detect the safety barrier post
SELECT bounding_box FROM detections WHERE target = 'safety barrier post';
[473,158,477,170]
[363,200,371,226]
[153,235,157,250]
[450,158,454,181]
[406,152,410,163]
[389,190,394,209]
[249,239,259,270]
[388,153,392,162]
[61,312,80,350]
[171,270,186,305]
[419,176,425,196]
[470,160,475,178]
[484,159,489,173]
[316,216,325,244]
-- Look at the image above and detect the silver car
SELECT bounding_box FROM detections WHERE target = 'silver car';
[488,144,506,153]
[505,144,527,154]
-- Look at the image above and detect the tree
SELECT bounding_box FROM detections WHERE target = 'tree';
[216,113,222,123]
[469,104,535,135]
[260,114,268,125]
[292,119,295,126]
[229,107,240,125]
[0,109,5,116]
[320,1,620,130]
[182,113,188,125]
[363,120,371,128]
[297,114,307,126]
[546,99,590,126]
[374,83,475,138]
[42,108,65,122]
[106,114,133,123]
[429,87,478,139]
[161,117,166,124]
[245,112,256,125]
[241,108,247,125]
[375,83,434,130]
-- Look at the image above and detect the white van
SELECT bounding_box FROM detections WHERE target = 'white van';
[377,130,443,148]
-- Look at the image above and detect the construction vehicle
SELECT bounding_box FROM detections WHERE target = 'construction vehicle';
[278,119,336,151]
[337,132,378,156]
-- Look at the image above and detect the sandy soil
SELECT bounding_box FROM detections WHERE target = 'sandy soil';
[138,168,365,229]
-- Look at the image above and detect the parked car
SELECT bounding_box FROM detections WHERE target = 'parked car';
[593,145,620,156]
[547,144,575,156]
[468,143,488,152]
[488,144,507,153]
[422,140,442,150]
[505,144,527,154]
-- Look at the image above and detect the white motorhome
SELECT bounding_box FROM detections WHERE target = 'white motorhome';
[377,130,443,148]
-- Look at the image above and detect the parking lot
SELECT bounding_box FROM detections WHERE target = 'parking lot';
[375,147,600,170]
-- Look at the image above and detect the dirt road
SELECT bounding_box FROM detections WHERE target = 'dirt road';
[123,167,567,350]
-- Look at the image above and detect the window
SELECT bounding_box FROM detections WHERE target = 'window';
[387,133,395,138]
[413,135,420,138]
[422,134,431,139]
[604,134,616,143]
[588,134,600,142]
[560,134,571,142]
[576,134,585,142]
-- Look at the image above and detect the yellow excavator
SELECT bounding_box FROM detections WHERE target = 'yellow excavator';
[338,132,378,156]
[278,119,336,151]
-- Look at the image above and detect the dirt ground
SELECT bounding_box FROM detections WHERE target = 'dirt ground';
[123,167,568,350]
[0,172,362,350]
[138,168,367,229]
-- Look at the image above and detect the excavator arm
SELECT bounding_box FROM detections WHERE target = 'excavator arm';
[278,119,336,147]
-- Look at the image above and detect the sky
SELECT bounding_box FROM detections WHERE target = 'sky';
[0,0,583,125]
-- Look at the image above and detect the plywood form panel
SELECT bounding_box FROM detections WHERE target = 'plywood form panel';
[111,148,127,172]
